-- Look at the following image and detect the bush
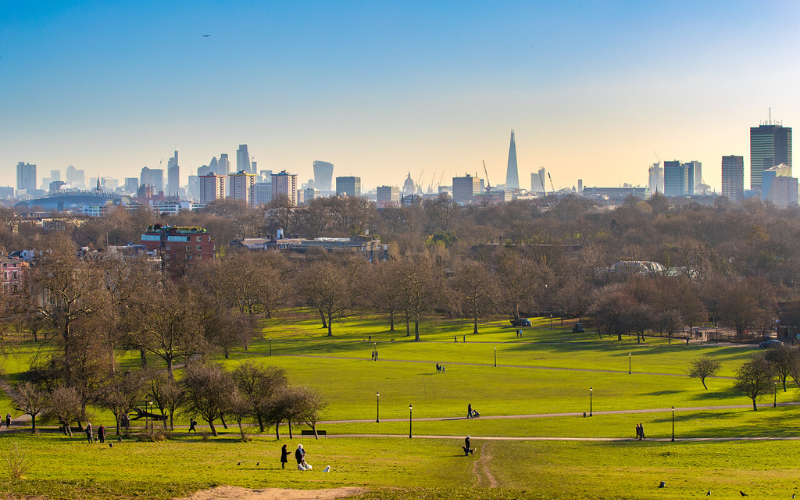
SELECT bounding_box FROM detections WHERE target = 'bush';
[200,432,210,442]
[5,442,29,480]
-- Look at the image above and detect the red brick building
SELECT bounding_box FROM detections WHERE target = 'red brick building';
[140,225,215,275]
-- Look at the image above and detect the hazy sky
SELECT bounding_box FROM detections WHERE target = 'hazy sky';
[2,1,799,192]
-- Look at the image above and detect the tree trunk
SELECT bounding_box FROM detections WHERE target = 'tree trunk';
[238,421,245,440]
[415,319,420,342]
[389,311,395,331]
[275,422,281,440]
[257,415,264,432]
[169,410,175,431]
[220,415,228,429]
[327,312,333,337]
[224,346,229,359]
[30,415,36,432]
[207,419,218,436]
[140,349,147,368]
[288,421,293,439]
[167,356,174,380]
[473,312,478,334]
[405,312,410,336]
[319,308,327,329]
[752,398,758,411]
[701,378,707,390]
[115,414,120,436]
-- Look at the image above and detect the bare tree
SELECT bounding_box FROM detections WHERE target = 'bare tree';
[688,356,721,389]
[295,386,327,439]
[11,382,48,432]
[232,362,287,432]
[181,362,236,436]
[146,370,184,431]
[298,258,363,336]
[734,354,775,411]
[396,255,440,341]
[765,345,797,392]
[47,386,82,436]
[96,369,147,436]
[449,259,499,334]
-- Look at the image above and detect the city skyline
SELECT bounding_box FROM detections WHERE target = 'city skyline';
[2,1,799,192]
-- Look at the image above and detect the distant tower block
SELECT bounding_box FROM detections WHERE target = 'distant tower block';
[506,130,520,190]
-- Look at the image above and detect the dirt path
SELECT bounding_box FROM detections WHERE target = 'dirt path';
[472,442,497,488]
[174,486,365,500]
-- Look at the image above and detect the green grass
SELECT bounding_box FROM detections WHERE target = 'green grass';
[0,312,794,499]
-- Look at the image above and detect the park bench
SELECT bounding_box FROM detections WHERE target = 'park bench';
[301,429,326,436]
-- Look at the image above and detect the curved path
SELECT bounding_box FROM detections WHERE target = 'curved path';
[472,443,497,488]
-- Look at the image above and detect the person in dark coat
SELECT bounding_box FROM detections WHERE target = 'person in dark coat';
[463,436,474,456]
[295,444,306,470]
[639,423,645,440]
[188,419,197,434]
[5,413,10,428]
[86,422,94,443]
[467,403,472,419]
[280,444,289,469]
[98,424,106,444]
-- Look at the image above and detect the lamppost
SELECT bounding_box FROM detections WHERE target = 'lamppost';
[671,406,675,442]
[494,346,497,368]
[774,381,778,408]
[589,387,593,417]
[376,392,380,423]
[629,353,631,375]
[269,337,272,356]
[408,404,413,438]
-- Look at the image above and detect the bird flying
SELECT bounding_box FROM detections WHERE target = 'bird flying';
[203,34,210,37]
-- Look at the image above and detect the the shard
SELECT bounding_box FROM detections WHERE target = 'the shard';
[506,130,520,190]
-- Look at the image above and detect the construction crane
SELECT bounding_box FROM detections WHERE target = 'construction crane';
[540,174,547,196]
[483,161,491,192]
[415,169,424,194]
[547,172,555,193]
[427,171,436,194]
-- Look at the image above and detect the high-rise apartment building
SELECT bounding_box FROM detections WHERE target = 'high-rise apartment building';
[648,163,664,194]
[767,176,798,208]
[199,174,226,205]
[761,164,792,202]
[66,165,86,189]
[663,160,688,197]
[167,150,180,197]
[721,155,744,203]
[506,130,520,190]
[16,162,36,191]
[750,122,792,191]
[452,174,481,205]
[236,145,251,174]
[313,161,334,192]
[124,178,138,194]
[271,171,297,207]
[336,176,361,197]
[229,171,256,207]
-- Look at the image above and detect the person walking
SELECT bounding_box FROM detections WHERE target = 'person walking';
[5,413,10,429]
[98,424,106,444]
[639,423,646,440]
[463,436,474,456]
[467,403,472,419]
[86,423,94,444]
[635,423,641,440]
[280,444,289,469]
[188,419,197,434]
[295,444,306,470]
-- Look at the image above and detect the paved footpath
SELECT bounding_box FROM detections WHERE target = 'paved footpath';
[325,434,800,442]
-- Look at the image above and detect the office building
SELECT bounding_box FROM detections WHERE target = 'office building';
[236,145,251,174]
[255,182,272,205]
[16,162,36,192]
[209,156,219,174]
[140,167,164,194]
[187,176,200,200]
[50,170,61,182]
[767,175,798,208]
[197,165,212,177]
[506,130,520,190]
[721,155,744,203]
[219,154,230,175]
[684,161,702,195]
[313,161,334,192]
[66,165,86,189]
[376,186,400,207]
[271,170,297,206]
[199,174,226,205]
[336,176,361,197]
[304,187,320,204]
[229,171,256,207]
[531,167,546,193]
[124,178,138,194]
[452,174,481,204]
[647,163,664,194]
[167,150,180,197]
[761,164,791,201]
[663,160,688,197]
[750,122,792,191]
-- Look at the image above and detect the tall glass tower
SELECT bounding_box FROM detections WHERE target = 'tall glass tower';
[505,130,520,190]
[750,123,791,191]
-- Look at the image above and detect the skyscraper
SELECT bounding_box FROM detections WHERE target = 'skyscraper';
[452,174,480,205]
[336,176,361,197]
[531,167,546,193]
[66,165,86,189]
[313,161,334,192]
[16,162,36,191]
[236,145,252,174]
[663,161,688,197]
[167,150,179,197]
[721,155,744,203]
[505,130,520,190]
[684,161,702,195]
[750,122,792,191]
[761,164,792,201]
[218,154,230,176]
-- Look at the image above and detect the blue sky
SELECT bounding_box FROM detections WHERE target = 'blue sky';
[2,1,799,191]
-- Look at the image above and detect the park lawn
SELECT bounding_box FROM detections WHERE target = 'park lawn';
[319,404,800,439]
[0,432,797,500]
[217,353,762,421]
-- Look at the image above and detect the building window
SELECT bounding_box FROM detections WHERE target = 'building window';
[166,245,170,250]
[186,246,191,251]
[196,245,202,251]
[213,245,216,250]
[196,236,201,242]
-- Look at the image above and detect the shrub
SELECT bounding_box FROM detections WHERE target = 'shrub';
[5,442,29,480]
